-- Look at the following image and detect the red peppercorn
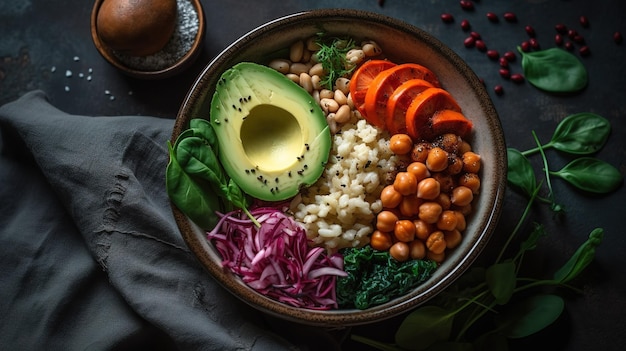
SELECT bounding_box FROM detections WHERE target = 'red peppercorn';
[520,41,530,52]
[487,50,500,60]
[529,37,540,50]
[441,13,454,23]
[460,0,474,11]
[494,85,504,95]
[510,74,525,84]
[564,41,574,51]
[615,32,624,44]
[555,24,568,34]
[555,34,563,45]
[475,40,487,52]
[579,45,591,56]
[499,57,509,67]
[486,12,498,22]
[525,25,536,37]
[568,29,578,39]
[573,35,585,44]
[579,15,590,28]
[461,19,471,31]
[464,36,476,48]
[499,68,510,78]
[470,31,481,39]
[503,51,516,62]
[503,12,517,22]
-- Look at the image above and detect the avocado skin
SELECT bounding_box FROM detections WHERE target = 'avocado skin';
[209,62,331,202]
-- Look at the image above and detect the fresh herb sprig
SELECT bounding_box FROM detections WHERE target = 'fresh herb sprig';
[314,34,357,90]
[352,113,622,350]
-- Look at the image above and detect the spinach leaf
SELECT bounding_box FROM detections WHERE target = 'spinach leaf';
[190,118,219,151]
[550,157,623,193]
[553,228,603,283]
[495,294,564,339]
[165,142,220,229]
[548,113,610,154]
[518,47,588,93]
[395,305,454,351]
[176,136,228,194]
[486,260,516,305]
[507,148,537,196]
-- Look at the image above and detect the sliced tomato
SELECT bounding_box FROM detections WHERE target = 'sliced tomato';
[363,63,442,129]
[385,79,434,135]
[431,109,473,138]
[349,60,396,123]
[405,87,462,140]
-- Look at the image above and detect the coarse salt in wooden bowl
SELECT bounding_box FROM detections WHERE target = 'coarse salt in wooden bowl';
[171,9,507,327]
[90,0,205,80]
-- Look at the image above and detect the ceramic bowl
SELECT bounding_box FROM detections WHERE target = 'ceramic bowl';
[90,0,205,79]
[171,9,506,327]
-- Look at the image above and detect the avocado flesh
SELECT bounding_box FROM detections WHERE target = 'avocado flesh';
[209,62,331,201]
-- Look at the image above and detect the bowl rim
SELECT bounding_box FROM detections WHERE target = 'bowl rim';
[172,8,507,326]
[90,0,206,80]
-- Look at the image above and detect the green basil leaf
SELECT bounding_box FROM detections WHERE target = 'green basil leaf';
[486,260,517,305]
[395,306,454,350]
[550,157,623,193]
[507,148,537,196]
[549,113,611,154]
[495,294,564,339]
[165,142,220,230]
[553,228,603,283]
[518,47,588,93]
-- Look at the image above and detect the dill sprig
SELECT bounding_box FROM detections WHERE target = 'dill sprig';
[315,35,357,90]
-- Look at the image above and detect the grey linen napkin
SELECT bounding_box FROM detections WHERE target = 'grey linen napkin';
[0,90,306,350]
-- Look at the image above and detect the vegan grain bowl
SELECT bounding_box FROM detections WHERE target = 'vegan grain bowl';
[168,9,506,326]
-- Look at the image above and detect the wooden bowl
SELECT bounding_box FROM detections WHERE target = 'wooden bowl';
[90,0,205,79]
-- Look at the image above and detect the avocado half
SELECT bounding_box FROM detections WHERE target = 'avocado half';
[209,62,332,201]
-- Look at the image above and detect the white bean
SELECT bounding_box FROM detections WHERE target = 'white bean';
[311,75,322,90]
[312,89,321,105]
[289,62,310,75]
[306,36,320,51]
[289,40,304,62]
[334,89,348,105]
[346,49,365,65]
[362,41,382,56]
[286,73,299,84]
[334,104,352,123]
[268,59,291,74]
[319,89,334,99]
[320,98,339,113]
[309,62,325,77]
[299,72,313,93]
[335,77,350,95]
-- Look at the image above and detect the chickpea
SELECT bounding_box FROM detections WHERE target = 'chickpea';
[380,185,403,208]
[426,147,449,172]
[418,202,443,224]
[406,162,430,182]
[435,192,451,210]
[433,172,455,193]
[426,231,447,254]
[370,230,393,251]
[437,133,461,153]
[455,203,473,216]
[414,219,434,241]
[409,240,427,260]
[451,186,474,207]
[458,172,481,194]
[459,140,472,154]
[427,250,446,263]
[444,229,463,249]
[454,211,466,231]
[376,210,398,232]
[389,134,413,155]
[417,177,440,200]
[436,210,458,231]
[399,195,422,217]
[393,172,418,196]
[390,241,410,262]
[394,219,416,242]
[410,142,431,163]
[446,154,463,175]
[462,151,481,173]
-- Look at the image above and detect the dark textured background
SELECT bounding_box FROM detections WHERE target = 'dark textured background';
[1,1,625,350]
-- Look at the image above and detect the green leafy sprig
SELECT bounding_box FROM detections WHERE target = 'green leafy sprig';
[314,34,357,90]
[352,112,622,350]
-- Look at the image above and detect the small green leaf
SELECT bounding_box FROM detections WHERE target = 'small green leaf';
[507,148,537,196]
[190,118,219,150]
[549,113,611,155]
[518,47,588,93]
[495,294,565,339]
[486,261,517,305]
[550,157,623,193]
[395,306,454,350]
[176,137,229,195]
[553,228,603,284]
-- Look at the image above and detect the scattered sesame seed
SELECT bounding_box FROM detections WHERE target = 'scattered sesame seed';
[104,90,111,95]
[50,66,56,72]
[73,56,80,61]
[65,70,72,77]
[64,86,70,92]
[78,73,84,78]
[86,76,92,81]
[109,95,115,101]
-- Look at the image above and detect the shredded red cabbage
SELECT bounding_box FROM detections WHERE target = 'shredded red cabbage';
[207,207,347,310]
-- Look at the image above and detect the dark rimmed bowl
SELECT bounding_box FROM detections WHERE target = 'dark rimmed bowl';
[171,9,506,327]
[90,0,205,80]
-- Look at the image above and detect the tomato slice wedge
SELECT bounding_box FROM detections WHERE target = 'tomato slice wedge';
[431,109,473,138]
[363,63,442,129]
[405,87,462,140]
[349,60,396,123]
[385,79,434,135]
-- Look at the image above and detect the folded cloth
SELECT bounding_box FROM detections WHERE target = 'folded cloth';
[0,91,308,350]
